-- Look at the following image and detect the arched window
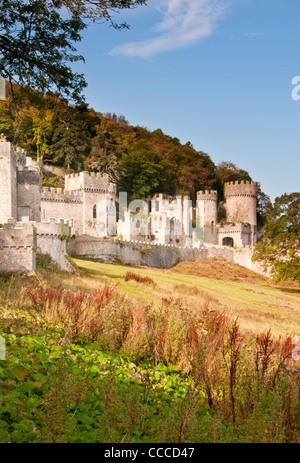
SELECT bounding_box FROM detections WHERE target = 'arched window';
[93,205,97,219]
[211,221,214,234]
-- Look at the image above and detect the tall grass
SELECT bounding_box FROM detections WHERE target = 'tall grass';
[13,282,300,442]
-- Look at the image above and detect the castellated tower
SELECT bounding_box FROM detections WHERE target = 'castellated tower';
[196,190,218,244]
[16,150,41,222]
[0,136,41,224]
[224,180,258,245]
[0,136,17,224]
[224,180,257,225]
[64,171,116,237]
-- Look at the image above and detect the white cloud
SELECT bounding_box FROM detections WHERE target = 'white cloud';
[110,0,230,58]
[244,32,264,37]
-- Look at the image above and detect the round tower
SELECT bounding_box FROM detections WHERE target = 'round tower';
[196,190,218,243]
[224,180,257,226]
[224,180,258,245]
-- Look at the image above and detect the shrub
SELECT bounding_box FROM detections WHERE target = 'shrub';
[124,272,155,285]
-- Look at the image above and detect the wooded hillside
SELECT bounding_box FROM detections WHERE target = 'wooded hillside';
[0,86,253,203]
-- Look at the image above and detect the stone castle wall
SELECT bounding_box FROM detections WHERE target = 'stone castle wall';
[218,223,252,247]
[0,222,36,273]
[17,169,41,221]
[65,171,116,194]
[0,139,17,224]
[0,218,72,273]
[233,246,270,277]
[69,236,268,275]
[35,219,73,272]
[70,237,234,269]
[41,188,83,235]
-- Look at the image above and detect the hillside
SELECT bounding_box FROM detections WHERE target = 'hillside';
[0,86,255,204]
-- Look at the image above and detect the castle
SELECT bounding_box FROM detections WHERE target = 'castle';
[0,135,263,274]
[117,184,257,248]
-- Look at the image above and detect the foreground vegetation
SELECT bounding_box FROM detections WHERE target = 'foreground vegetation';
[0,258,300,443]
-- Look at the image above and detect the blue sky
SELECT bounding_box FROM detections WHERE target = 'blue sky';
[73,0,300,201]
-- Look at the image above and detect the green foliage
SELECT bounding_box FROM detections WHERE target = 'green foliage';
[0,0,86,102]
[216,160,252,201]
[253,193,300,283]
[0,0,147,102]
[51,104,91,171]
[119,143,175,199]
[0,275,300,443]
[0,88,218,200]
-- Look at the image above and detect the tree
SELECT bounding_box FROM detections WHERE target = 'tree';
[216,161,252,184]
[31,107,54,161]
[178,156,215,201]
[253,193,300,284]
[87,126,124,183]
[119,142,174,200]
[0,0,146,102]
[50,104,91,170]
[216,161,252,201]
[256,182,270,227]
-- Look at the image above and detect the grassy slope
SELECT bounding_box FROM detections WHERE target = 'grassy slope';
[64,258,300,338]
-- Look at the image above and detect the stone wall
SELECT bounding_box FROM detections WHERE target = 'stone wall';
[17,169,41,222]
[70,237,234,269]
[0,138,17,224]
[41,188,83,235]
[0,222,36,273]
[233,246,270,277]
[217,223,252,247]
[42,164,65,177]
[35,219,73,272]
[65,171,116,194]
[69,236,268,276]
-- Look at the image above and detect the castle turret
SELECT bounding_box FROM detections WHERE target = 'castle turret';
[224,180,258,245]
[224,180,257,225]
[65,172,116,237]
[0,135,17,224]
[196,190,218,243]
[17,158,41,222]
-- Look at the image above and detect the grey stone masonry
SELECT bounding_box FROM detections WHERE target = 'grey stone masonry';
[0,221,36,273]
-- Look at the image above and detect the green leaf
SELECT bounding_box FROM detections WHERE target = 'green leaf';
[10,365,30,381]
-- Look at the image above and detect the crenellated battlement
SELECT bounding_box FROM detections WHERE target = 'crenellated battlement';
[197,190,218,200]
[225,180,257,197]
[65,171,116,194]
[35,217,71,237]
[41,187,83,203]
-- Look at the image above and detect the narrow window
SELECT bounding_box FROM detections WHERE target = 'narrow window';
[93,205,97,219]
